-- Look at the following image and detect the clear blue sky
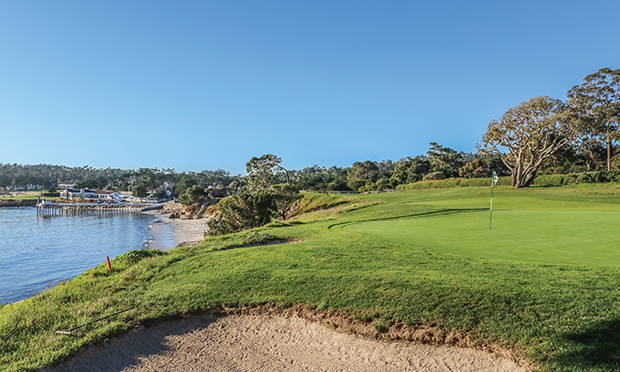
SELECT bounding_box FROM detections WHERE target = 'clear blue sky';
[1,1,619,175]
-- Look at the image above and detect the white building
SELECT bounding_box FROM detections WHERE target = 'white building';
[58,181,78,189]
[60,189,124,201]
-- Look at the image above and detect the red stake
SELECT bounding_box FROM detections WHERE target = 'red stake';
[106,256,112,272]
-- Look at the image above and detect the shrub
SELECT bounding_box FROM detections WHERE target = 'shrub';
[606,171,620,183]
[398,175,507,190]
[497,176,511,186]
[397,178,460,190]
[534,174,565,187]
[399,171,620,191]
[593,171,607,183]
[398,181,433,190]
[120,249,165,264]
[439,178,461,188]
[562,174,579,185]
[207,185,299,235]
[576,172,595,184]
[460,178,491,187]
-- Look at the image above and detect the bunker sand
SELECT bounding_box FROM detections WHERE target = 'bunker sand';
[45,314,529,372]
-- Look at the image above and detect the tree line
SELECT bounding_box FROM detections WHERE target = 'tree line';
[0,146,498,197]
[0,164,126,190]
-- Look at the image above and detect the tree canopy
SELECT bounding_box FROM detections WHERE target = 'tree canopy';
[426,142,464,179]
[567,67,620,170]
[245,154,289,191]
[479,96,575,188]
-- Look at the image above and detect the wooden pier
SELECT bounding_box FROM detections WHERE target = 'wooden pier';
[36,200,156,216]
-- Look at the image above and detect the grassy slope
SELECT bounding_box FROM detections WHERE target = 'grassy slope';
[3,188,620,371]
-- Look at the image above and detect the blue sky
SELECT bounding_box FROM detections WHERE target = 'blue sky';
[1,1,619,175]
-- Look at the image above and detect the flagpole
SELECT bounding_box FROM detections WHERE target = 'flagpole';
[489,170,497,230]
[489,180,494,229]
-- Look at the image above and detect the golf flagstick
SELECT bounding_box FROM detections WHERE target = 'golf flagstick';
[489,170,498,229]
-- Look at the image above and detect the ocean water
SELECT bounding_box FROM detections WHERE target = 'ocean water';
[0,207,174,305]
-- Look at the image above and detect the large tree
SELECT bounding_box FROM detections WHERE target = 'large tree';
[478,96,575,188]
[245,154,289,191]
[567,67,620,171]
[389,156,431,186]
[426,142,464,178]
[347,160,379,182]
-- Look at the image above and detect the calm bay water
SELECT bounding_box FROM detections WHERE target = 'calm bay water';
[0,207,174,305]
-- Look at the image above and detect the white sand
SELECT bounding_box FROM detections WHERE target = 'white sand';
[165,217,207,247]
[44,314,529,372]
[143,210,207,249]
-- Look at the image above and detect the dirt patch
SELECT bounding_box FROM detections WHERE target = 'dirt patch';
[43,305,530,372]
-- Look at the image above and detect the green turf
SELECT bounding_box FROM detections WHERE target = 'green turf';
[345,209,620,266]
[6,186,620,371]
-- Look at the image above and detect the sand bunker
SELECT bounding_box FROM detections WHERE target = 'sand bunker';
[45,315,528,372]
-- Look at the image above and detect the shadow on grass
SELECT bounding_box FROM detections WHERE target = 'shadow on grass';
[327,208,487,229]
[552,319,620,370]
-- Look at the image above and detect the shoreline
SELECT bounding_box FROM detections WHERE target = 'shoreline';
[143,210,207,250]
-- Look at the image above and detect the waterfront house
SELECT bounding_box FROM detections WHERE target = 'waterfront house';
[61,189,123,201]
[61,188,96,200]
[144,190,172,203]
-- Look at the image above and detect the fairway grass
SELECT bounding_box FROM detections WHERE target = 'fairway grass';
[4,186,620,371]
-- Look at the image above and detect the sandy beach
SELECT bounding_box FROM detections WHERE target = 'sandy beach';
[144,210,207,250]
[165,216,208,247]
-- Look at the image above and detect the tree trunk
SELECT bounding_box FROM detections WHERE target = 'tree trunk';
[511,172,518,188]
[523,170,537,187]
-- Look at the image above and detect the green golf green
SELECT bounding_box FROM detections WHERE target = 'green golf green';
[345,206,620,267]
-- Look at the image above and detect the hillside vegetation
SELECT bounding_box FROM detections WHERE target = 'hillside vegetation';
[3,186,620,371]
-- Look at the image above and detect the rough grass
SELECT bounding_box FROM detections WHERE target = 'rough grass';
[287,193,374,218]
[4,186,620,371]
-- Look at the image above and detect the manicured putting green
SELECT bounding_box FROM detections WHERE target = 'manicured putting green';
[344,209,620,267]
